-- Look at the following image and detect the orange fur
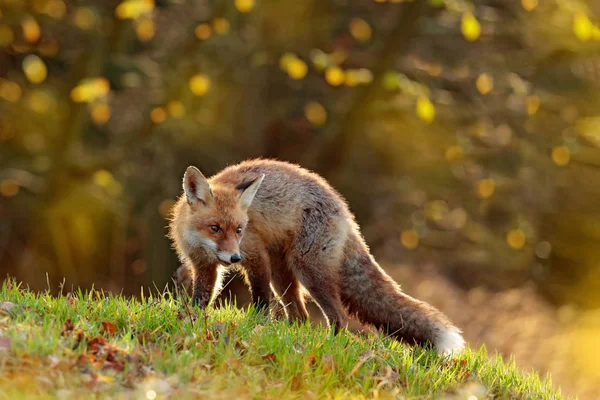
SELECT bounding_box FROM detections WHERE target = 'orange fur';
[169,159,465,354]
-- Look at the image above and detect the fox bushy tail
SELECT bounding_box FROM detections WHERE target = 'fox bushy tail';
[340,236,465,355]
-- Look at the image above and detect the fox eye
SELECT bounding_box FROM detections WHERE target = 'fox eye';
[210,225,220,233]
[236,226,243,234]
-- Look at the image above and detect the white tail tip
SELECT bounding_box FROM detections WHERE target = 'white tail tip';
[435,327,466,356]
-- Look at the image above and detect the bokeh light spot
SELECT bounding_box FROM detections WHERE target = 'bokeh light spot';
[135,17,155,42]
[212,18,230,35]
[23,55,48,84]
[445,145,464,162]
[304,102,327,126]
[91,102,111,125]
[0,80,22,102]
[461,12,481,42]
[526,95,540,116]
[349,18,372,42]
[22,16,41,43]
[400,229,419,249]
[287,58,308,80]
[167,101,185,119]
[476,73,493,95]
[115,0,155,20]
[74,8,97,30]
[195,23,212,40]
[150,107,167,124]
[507,229,526,249]
[70,78,110,103]
[325,67,345,86]
[235,0,255,13]
[573,13,593,41]
[415,96,435,123]
[189,74,211,96]
[476,178,496,199]
[551,145,570,166]
[0,180,20,197]
[521,0,538,12]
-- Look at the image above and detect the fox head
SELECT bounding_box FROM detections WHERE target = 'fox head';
[179,166,265,266]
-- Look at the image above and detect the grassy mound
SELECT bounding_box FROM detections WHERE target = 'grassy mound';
[0,280,565,399]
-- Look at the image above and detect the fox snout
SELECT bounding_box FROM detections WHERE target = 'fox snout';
[217,252,242,265]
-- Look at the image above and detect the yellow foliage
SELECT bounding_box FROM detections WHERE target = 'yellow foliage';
[22,55,47,84]
[415,96,435,123]
[461,12,481,42]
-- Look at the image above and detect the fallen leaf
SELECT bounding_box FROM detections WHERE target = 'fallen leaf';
[252,325,264,333]
[350,351,374,376]
[261,352,277,362]
[102,321,116,336]
[306,353,318,368]
[61,319,74,336]
[291,374,303,391]
[322,354,335,373]
[0,336,11,351]
[0,302,17,313]
[97,375,115,383]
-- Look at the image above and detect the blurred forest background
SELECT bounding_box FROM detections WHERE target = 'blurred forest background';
[1,0,600,397]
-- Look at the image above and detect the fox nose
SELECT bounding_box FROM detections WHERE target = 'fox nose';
[230,254,242,263]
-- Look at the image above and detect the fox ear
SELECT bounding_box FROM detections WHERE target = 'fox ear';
[237,174,265,210]
[183,166,212,206]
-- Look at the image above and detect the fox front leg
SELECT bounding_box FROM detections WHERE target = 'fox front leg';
[191,265,220,308]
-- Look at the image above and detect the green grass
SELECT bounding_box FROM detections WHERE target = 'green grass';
[0,279,565,400]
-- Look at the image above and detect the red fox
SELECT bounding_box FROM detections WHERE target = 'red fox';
[169,159,465,354]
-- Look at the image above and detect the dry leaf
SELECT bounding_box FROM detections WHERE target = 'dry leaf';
[322,354,335,373]
[61,319,74,336]
[0,336,11,351]
[291,374,303,391]
[261,352,277,362]
[102,321,117,336]
[0,301,17,312]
